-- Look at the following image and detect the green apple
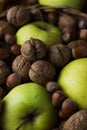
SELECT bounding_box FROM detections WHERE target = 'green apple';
[57,58,87,109]
[38,0,85,10]
[16,21,62,48]
[0,82,57,130]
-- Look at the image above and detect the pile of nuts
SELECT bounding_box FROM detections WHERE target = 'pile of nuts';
[0,2,87,130]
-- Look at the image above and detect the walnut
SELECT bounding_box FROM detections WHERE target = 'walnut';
[7,5,31,27]
[29,60,56,85]
[12,55,31,82]
[21,37,47,62]
[47,44,71,68]
[58,14,77,30]
[63,110,87,130]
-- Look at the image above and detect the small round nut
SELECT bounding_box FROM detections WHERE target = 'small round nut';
[45,81,58,93]
[48,44,71,68]
[10,44,21,56]
[6,72,22,89]
[29,60,56,85]
[4,33,16,45]
[61,98,78,118]
[67,40,87,49]
[79,29,87,41]
[52,91,66,107]
[78,19,87,29]
[12,55,31,82]
[21,37,47,62]
[72,45,87,58]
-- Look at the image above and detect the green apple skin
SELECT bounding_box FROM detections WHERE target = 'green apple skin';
[57,58,87,109]
[0,82,58,130]
[16,21,62,48]
[38,0,85,10]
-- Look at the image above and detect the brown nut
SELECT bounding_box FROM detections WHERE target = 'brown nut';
[79,29,87,41]
[0,60,10,85]
[7,5,31,27]
[67,40,87,49]
[6,72,22,89]
[12,55,31,82]
[52,91,66,107]
[72,45,87,58]
[63,110,87,130]
[45,81,58,93]
[4,33,16,45]
[48,44,71,68]
[10,44,21,56]
[29,60,56,85]
[62,26,77,43]
[21,37,47,62]
[78,19,87,29]
[61,98,78,118]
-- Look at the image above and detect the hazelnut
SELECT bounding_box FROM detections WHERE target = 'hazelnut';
[67,40,87,49]
[52,91,66,107]
[63,110,87,130]
[4,33,16,45]
[21,37,47,62]
[45,81,58,93]
[72,45,87,58]
[78,19,87,29]
[12,55,31,82]
[6,72,22,89]
[29,60,56,85]
[67,40,87,58]
[10,44,21,56]
[48,44,71,68]
[61,98,78,118]
[62,33,71,43]
[79,29,87,41]
[62,26,77,43]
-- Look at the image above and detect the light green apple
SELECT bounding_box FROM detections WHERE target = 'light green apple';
[16,21,62,48]
[57,58,87,109]
[0,82,58,130]
[38,0,85,10]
